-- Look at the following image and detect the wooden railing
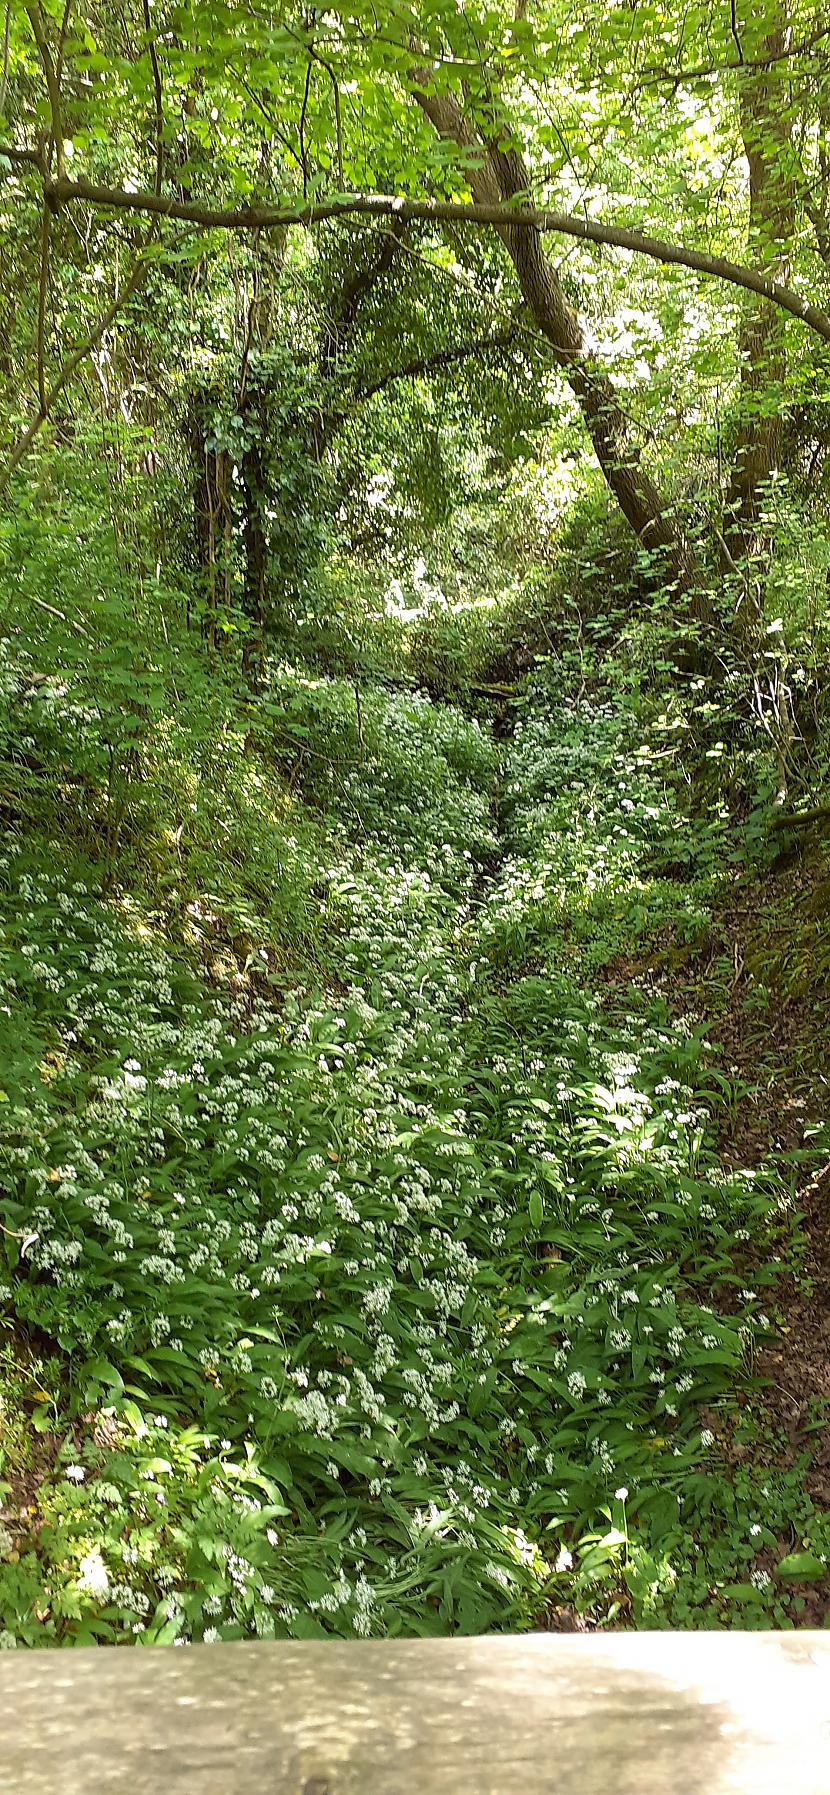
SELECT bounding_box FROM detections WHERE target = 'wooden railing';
[1,1632,829,1792]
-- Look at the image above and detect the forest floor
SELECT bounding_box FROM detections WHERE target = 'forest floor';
[705,872,830,1558]
[1,650,829,1643]
[602,854,830,1625]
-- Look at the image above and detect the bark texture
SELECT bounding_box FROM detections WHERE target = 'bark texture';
[412,83,698,592]
[726,19,796,565]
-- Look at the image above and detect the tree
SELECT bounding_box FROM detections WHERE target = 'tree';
[410,72,698,594]
[725,4,797,585]
[3,0,830,627]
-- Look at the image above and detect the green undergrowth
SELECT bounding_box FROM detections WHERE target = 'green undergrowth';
[0,623,827,1645]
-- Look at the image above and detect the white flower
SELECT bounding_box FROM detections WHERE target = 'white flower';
[614,1487,629,1502]
[65,1464,85,1483]
[555,1547,573,1573]
[700,1429,715,1448]
[77,1550,110,1601]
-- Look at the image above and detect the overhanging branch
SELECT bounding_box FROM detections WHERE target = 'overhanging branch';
[28,172,830,345]
[320,325,523,447]
[356,326,521,406]
[0,143,45,168]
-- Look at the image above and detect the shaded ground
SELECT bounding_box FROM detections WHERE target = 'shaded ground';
[695,862,830,1531]
[602,850,830,1624]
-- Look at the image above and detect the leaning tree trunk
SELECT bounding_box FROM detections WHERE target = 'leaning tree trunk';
[412,81,702,605]
[185,393,232,652]
[237,223,286,682]
[723,9,797,796]
[725,14,796,590]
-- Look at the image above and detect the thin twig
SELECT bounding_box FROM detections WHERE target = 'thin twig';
[36,196,50,415]
[0,4,10,116]
[27,592,87,634]
[55,0,72,89]
[141,0,163,196]
[730,0,744,66]
[299,12,315,202]
[235,75,305,176]
[0,235,155,494]
[24,3,64,176]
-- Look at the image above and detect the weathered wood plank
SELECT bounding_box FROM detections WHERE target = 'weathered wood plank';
[1,1633,829,1794]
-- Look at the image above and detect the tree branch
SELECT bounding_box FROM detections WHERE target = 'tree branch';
[237,237,261,408]
[321,215,409,379]
[635,21,830,87]
[0,142,45,169]
[10,172,826,347]
[298,11,314,202]
[0,240,154,495]
[0,4,11,117]
[318,325,524,451]
[730,0,744,66]
[36,196,50,415]
[355,326,520,406]
[770,801,830,830]
[308,43,343,188]
[803,195,830,267]
[141,0,164,197]
[24,4,64,176]
[55,1,72,92]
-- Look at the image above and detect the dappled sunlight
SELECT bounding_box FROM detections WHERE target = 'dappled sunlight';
[477,696,716,973]
[0,649,799,1644]
[2,0,830,1654]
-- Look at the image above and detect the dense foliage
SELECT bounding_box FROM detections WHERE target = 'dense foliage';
[0,0,829,1648]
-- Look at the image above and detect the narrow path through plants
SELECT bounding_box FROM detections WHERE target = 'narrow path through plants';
[1,665,828,1643]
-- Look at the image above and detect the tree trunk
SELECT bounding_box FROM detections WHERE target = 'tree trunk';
[240,428,266,684]
[412,83,701,602]
[725,15,795,580]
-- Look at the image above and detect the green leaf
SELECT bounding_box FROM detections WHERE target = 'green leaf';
[776,1552,826,1581]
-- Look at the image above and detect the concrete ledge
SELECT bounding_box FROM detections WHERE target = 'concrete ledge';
[1,1632,829,1793]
